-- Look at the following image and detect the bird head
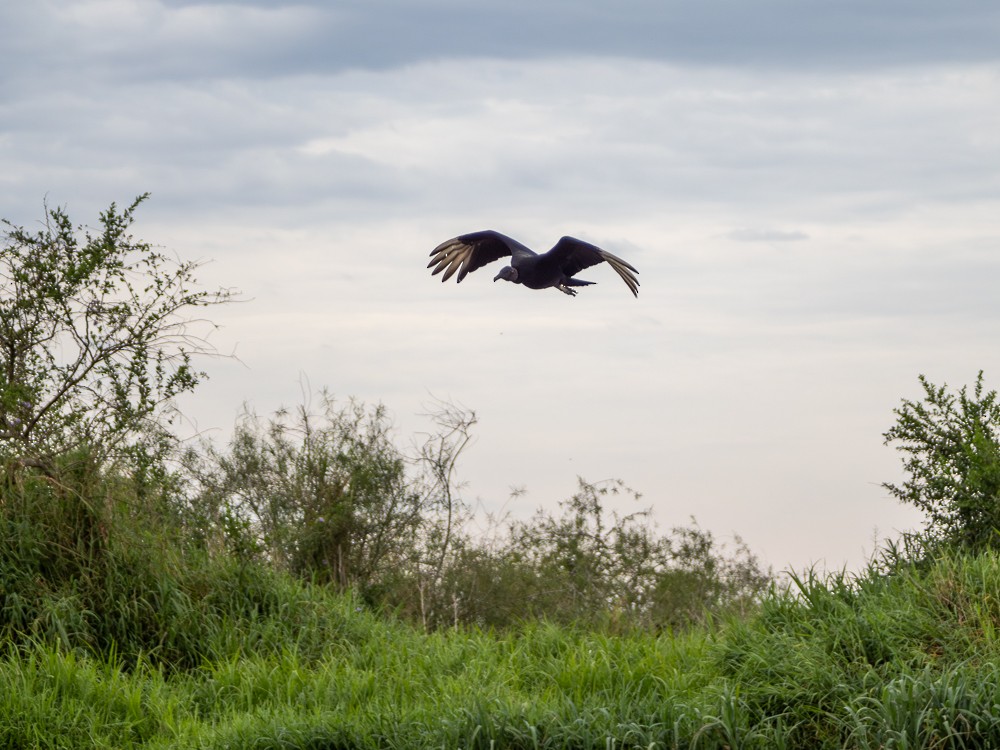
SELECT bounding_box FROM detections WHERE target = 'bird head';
[493,266,518,283]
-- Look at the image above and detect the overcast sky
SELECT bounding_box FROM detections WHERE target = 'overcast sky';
[3,0,999,572]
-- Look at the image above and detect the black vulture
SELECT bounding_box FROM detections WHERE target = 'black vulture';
[428,230,639,297]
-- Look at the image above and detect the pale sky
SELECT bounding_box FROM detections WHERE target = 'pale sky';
[3,0,999,572]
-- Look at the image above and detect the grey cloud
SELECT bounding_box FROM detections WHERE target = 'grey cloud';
[366,1,1000,70]
[3,1,999,93]
[4,57,996,237]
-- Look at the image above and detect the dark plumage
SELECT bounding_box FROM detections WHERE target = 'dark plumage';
[428,230,639,297]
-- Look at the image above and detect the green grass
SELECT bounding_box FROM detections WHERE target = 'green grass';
[4,460,1000,748]
[2,552,1000,748]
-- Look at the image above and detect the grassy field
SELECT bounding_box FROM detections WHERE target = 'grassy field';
[2,550,1000,749]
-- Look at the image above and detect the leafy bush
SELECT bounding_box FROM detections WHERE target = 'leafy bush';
[404,478,771,631]
[182,392,477,609]
[884,372,1000,553]
[0,196,232,476]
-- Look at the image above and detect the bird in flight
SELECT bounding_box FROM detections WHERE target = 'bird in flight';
[428,230,639,297]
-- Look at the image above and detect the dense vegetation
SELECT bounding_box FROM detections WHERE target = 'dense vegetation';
[3,198,1000,748]
[2,490,1000,749]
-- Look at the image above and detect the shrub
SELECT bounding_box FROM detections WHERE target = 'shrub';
[0,195,233,476]
[883,372,1000,553]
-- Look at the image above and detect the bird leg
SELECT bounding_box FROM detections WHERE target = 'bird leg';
[555,285,578,296]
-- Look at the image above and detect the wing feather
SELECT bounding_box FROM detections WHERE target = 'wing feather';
[545,237,640,297]
[427,230,523,283]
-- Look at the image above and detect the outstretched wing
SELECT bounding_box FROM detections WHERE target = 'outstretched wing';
[428,230,534,284]
[544,236,640,297]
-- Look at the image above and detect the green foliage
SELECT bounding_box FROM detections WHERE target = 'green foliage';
[884,371,1000,553]
[0,196,233,472]
[650,522,769,629]
[713,552,1000,748]
[182,392,475,603]
[415,479,771,632]
[3,548,1000,748]
[0,451,373,670]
